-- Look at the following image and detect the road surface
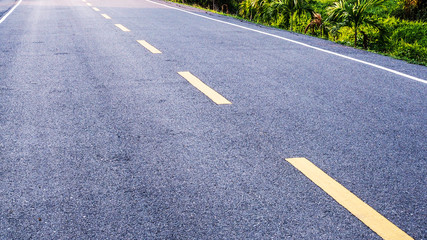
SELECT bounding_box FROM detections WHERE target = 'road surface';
[0,0,426,239]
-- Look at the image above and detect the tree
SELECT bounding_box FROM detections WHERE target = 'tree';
[239,0,260,21]
[239,0,272,23]
[327,0,384,47]
[270,0,312,31]
[394,0,427,21]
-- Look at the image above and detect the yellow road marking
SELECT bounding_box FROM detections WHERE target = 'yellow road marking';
[137,40,161,54]
[86,3,92,6]
[115,24,130,32]
[101,14,111,19]
[285,158,413,240]
[178,71,231,105]
[82,0,86,2]
[92,7,100,11]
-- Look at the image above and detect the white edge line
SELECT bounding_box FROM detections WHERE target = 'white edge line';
[145,0,427,84]
[0,0,23,24]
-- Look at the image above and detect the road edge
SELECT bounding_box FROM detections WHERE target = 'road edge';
[0,0,22,24]
[147,0,427,84]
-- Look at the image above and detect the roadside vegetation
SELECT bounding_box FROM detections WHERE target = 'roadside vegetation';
[169,0,427,66]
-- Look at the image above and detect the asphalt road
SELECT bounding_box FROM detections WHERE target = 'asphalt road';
[0,0,426,239]
[0,0,15,17]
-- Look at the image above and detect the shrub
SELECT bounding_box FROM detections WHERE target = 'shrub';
[391,22,427,46]
[393,0,427,21]
[392,40,427,65]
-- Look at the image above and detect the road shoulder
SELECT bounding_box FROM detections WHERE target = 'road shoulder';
[0,0,16,18]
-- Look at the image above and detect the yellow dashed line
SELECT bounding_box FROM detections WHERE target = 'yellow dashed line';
[86,2,92,6]
[92,7,100,11]
[178,71,231,105]
[115,24,130,32]
[286,157,414,240]
[137,40,162,54]
[101,14,111,19]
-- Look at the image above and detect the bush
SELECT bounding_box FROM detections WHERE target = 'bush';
[171,0,240,13]
[392,0,427,21]
[392,40,427,65]
[391,22,427,46]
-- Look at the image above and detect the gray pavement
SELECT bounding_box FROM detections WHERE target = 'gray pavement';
[0,0,426,239]
[0,0,15,17]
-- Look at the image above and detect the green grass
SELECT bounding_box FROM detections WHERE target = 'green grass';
[314,0,334,3]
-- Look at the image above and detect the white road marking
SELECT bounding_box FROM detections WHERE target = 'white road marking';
[0,0,23,24]
[144,0,426,84]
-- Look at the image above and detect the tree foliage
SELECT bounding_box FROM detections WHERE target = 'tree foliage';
[270,0,313,30]
[326,0,384,47]
[393,0,427,21]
